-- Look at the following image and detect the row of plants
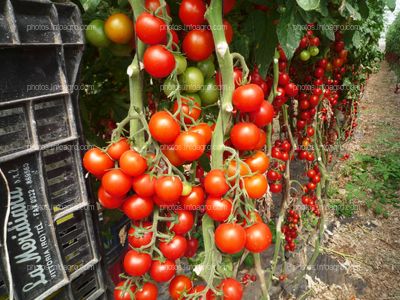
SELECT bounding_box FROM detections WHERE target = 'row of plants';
[386,11,400,85]
[77,0,395,299]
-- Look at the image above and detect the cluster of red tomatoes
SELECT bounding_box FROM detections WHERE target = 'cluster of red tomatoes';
[282,210,299,252]
[268,139,292,193]
[301,165,321,216]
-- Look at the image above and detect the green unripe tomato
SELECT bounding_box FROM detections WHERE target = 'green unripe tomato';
[174,54,187,75]
[180,67,204,93]
[309,46,320,57]
[196,56,216,78]
[181,93,202,106]
[86,19,111,48]
[181,182,192,196]
[162,78,177,97]
[199,78,219,106]
[300,50,311,61]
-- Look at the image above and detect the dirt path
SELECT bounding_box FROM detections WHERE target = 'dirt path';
[308,61,400,300]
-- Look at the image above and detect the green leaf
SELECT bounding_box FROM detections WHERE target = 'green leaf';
[277,7,305,61]
[352,31,362,49]
[316,0,329,16]
[255,16,278,77]
[339,1,361,20]
[386,0,396,11]
[80,0,101,12]
[296,0,320,11]
[319,17,336,41]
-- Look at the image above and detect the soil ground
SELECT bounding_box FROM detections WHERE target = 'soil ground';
[307,61,400,300]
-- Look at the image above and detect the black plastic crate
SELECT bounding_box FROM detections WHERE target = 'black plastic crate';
[0,1,105,299]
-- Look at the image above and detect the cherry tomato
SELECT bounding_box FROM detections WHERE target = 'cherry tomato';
[119,150,147,177]
[249,100,275,127]
[179,0,206,26]
[172,95,202,124]
[132,174,156,197]
[98,185,124,209]
[233,84,264,112]
[145,0,171,15]
[149,111,180,144]
[245,151,270,174]
[243,174,268,199]
[215,223,246,254]
[197,56,215,78]
[199,78,219,106]
[122,195,153,220]
[269,182,282,193]
[218,278,243,300]
[223,0,236,14]
[226,160,249,179]
[206,196,232,222]
[230,122,260,151]
[174,131,206,161]
[135,282,158,300]
[107,138,130,160]
[155,176,183,205]
[101,169,131,197]
[144,45,176,78]
[285,82,298,97]
[181,186,205,210]
[245,222,272,253]
[185,237,199,257]
[136,12,167,45]
[204,169,229,197]
[128,222,153,248]
[114,281,136,300]
[180,66,204,93]
[189,123,213,144]
[104,13,134,44]
[183,29,214,61]
[83,148,114,176]
[255,129,267,150]
[150,259,176,282]
[86,19,111,48]
[169,210,194,235]
[162,145,185,166]
[169,275,193,300]
[123,250,152,276]
[160,235,188,261]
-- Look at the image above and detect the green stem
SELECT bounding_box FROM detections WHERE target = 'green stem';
[254,253,268,299]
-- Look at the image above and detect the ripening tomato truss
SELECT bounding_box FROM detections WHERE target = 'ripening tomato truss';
[81,0,390,298]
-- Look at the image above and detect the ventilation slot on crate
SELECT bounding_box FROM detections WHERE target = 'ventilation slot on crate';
[0,47,64,101]
[71,268,99,300]
[34,98,70,144]
[0,105,30,156]
[42,144,81,212]
[56,211,93,275]
[55,4,82,44]
[64,46,84,86]
[12,0,59,44]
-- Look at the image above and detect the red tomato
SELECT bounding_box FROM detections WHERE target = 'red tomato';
[101,169,131,197]
[215,223,246,254]
[269,182,282,193]
[168,210,194,235]
[278,72,290,85]
[243,174,268,199]
[150,259,176,282]
[223,19,233,44]
[135,282,158,300]
[97,185,124,209]
[122,195,153,220]
[107,138,130,160]
[180,186,205,210]
[205,196,232,222]
[145,0,171,15]
[189,123,213,144]
[169,275,193,300]
[162,144,185,166]
[172,96,202,124]
[244,151,270,174]
[143,45,176,78]
[123,250,152,276]
[215,68,243,88]
[218,278,243,300]
[174,131,205,162]
[155,176,183,205]
[223,0,236,14]
[128,222,153,248]
[226,160,249,179]
[245,222,272,253]
[149,111,180,144]
[184,237,199,257]
[136,12,167,45]
[255,129,267,150]
[249,100,275,127]
[83,148,114,176]
[204,169,229,197]
[285,82,298,97]
[232,84,264,112]
[159,235,188,261]
[230,122,260,151]
[132,174,156,197]
[114,281,136,300]
[119,150,147,177]
[179,0,206,26]
[182,30,214,61]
